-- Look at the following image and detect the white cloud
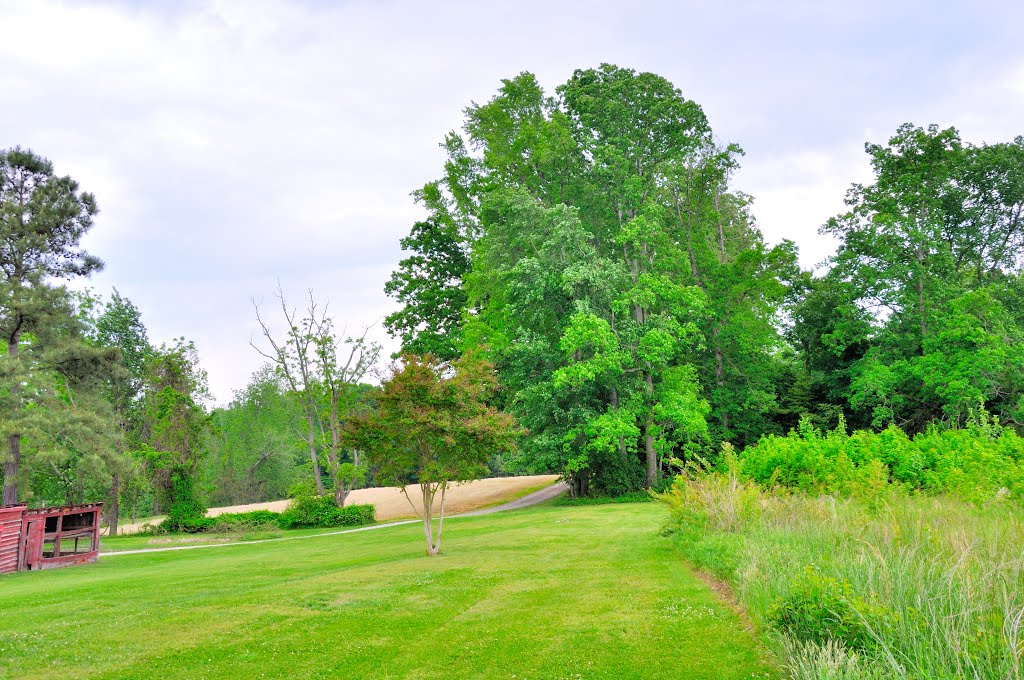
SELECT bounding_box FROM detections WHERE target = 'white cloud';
[2,0,1021,401]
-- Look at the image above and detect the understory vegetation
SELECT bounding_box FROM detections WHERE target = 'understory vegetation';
[158,497,376,534]
[658,422,1024,678]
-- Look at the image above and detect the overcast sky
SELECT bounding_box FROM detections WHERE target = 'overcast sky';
[2,0,1022,402]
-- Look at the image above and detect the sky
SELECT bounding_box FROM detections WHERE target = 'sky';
[1,0,1022,403]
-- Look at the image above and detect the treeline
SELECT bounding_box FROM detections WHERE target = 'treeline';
[0,147,215,532]
[5,63,1022,511]
[0,149,377,531]
[384,64,1024,496]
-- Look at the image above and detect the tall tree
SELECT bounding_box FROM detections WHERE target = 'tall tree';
[253,287,328,495]
[207,365,302,506]
[0,148,102,505]
[821,125,1024,430]
[93,289,152,534]
[384,183,471,361]
[253,287,380,503]
[139,339,210,511]
[385,65,798,493]
[310,316,380,506]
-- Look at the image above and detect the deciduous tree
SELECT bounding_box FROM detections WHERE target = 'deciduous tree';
[345,353,518,555]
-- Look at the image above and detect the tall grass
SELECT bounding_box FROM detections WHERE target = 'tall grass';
[659,463,1024,678]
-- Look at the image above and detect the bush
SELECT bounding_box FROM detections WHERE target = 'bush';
[739,415,1024,504]
[214,510,281,527]
[552,491,653,506]
[155,501,376,534]
[277,494,376,529]
[165,516,217,534]
[767,567,899,652]
[163,467,207,531]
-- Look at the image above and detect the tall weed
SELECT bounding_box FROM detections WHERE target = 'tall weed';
[659,428,1024,675]
[660,447,1024,678]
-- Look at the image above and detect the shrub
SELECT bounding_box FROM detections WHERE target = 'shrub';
[656,443,761,533]
[167,516,217,534]
[277,494,376,529]
[214,510,281,526]
[739,415,1024,504]
[163,467,207,531]
[767,567,886,651]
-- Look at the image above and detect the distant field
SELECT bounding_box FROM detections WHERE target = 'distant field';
[0,503,775,679]
[114,475,560,534]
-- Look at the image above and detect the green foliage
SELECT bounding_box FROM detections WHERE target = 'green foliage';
[163,465,207,530]
[740,414,1024,503]
[140,339,211,513]
[277,494,375,529]
[214,510,282,527]
[0,148,114,506]
[386,68,1024,496]
[251,287,380,500]
[345,352,519,554]
[165,516,217,534]
[767,567,901,653]
[346,353,519,491]
[158,509,288,535]
[817,126,1024,431]
[384,183,471,361]
[550,490,653,506]
[206,365,304,506]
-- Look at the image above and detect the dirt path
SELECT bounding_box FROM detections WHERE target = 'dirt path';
[101,481,567,556]
[460,481,568,515]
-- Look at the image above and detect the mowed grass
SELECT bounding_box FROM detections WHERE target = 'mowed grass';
[0,503,775,680]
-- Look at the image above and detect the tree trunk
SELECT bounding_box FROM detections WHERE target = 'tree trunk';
[328,395,343,507]
[644,371,657,489]
[3,330,21,506]
[2,434,20,506]
[644,425,657,489]
[610,387,627,460]
[434,483,448,556]
[713,325,728,433]
[917,271,927,345]
[421,482,438,556]
[306,412,325,495]
[333,484,347,508]
[108,473,120,537]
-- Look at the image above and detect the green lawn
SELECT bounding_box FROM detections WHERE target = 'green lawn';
[98,522,400,553]
[0,503,775,679]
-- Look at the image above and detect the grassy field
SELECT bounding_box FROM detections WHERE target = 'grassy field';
[661,466,1024,679]
[98,522,394,553]
[0,502,775,679]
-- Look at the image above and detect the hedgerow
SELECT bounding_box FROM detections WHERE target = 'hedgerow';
[276,495,376,529]
[739,414,1024,503]
[160,501,376,533]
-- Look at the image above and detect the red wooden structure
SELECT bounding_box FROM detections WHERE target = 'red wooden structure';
[0,503,102,574]
[0,505,25,574]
